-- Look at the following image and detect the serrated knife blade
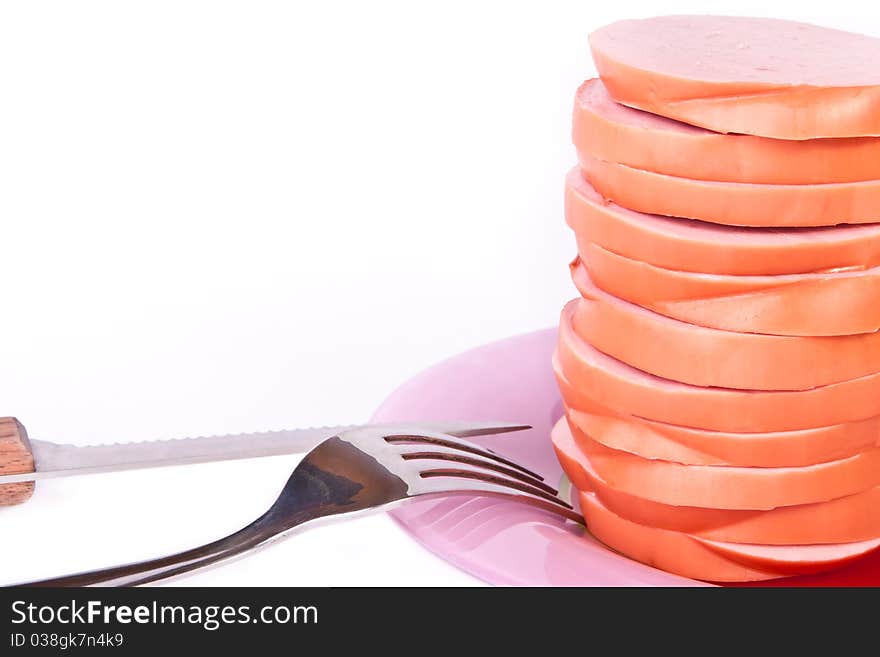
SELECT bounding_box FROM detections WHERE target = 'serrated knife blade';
[0,421,529,485]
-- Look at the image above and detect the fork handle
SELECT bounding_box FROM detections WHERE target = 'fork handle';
[22,521,280,587]
[0,418,35,506]
[20,485,333,586]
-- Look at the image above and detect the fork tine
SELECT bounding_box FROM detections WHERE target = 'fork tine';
[421,467,573,509]
[397,449,559,496]
[385,433,544,481]
[415,468,583,524]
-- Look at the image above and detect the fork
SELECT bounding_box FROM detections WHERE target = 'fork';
[20,422,582,586]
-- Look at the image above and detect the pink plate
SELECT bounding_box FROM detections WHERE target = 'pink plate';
[371,328,880,587]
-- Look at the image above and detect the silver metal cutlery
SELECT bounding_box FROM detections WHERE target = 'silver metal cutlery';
[5,421,581,586]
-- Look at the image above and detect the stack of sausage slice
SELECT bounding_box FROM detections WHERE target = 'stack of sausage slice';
[554,16,880,582]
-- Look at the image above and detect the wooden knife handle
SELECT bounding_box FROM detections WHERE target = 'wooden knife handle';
[0,418,35,506]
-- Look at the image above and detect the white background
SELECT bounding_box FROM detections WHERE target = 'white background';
[0,1,876,586]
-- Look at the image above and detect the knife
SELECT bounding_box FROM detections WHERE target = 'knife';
[0,416,529,506]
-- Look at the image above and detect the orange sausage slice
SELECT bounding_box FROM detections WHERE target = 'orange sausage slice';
[582,486,880,580]
[590,16,880,139]
[570,276,880,390]
[556,300,880,432]
[575,248,880,337]
[580,153,880,227]
[562,405,880,470]
[578,489,786,582]
[552,417,880,545]
[565,169,880,275]
[557,366,880,467]
[573,78,880,184]
[597,479,880,547]
[567,406,756,467]
[695,536,880,575]
[573,423,880,510]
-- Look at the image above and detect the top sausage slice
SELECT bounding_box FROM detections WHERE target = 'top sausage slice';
[590,16,880,139]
